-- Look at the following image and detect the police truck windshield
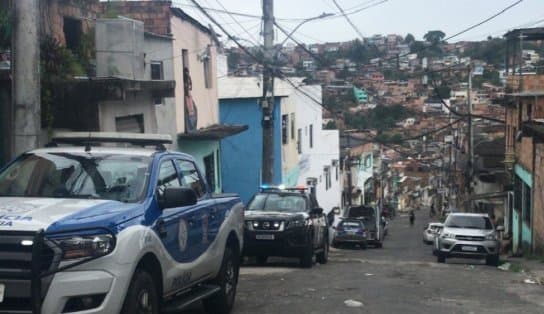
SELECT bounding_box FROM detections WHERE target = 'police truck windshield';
[0,152,151,203]
[247,193,307,212]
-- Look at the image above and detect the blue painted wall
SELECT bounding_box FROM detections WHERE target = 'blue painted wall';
[219,97,282,203]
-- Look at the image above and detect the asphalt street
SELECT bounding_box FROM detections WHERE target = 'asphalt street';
[184,209,544,314]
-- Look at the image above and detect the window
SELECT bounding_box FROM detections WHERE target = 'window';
[63,17,82,52]
[182,49,190,92]
[115,114,144,133]
[514,176,522,211]
[282,114,289,145]
[203,153,216,192]
[309,124,313,148]
[157,160,181,199]
[150,61,164,80]
[153,95,163,106]
[176,160,206,198]
[290,113,295,140]
[297,128,302,153]
[523,182,531,224]
[324,166,331,190]
[527,103,533,121]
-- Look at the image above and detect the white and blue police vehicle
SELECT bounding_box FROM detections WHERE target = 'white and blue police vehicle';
[0,132,244,314]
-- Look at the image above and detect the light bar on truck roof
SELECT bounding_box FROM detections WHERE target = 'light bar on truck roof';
[259,184,286,192]
[51,132,173,146]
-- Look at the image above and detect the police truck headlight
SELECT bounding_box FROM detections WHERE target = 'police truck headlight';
[55,234,115,260]
[286,219,305,229]
[485,233,497,241]
[441,232,455,239]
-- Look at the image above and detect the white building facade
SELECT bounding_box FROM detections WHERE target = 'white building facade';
[282,84,342,213]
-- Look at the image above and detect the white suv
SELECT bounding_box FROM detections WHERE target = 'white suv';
[436,213,503,266]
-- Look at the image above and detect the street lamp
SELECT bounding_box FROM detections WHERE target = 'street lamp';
[277,12,334,47]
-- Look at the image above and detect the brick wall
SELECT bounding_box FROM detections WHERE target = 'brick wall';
[507,75,544,92]
[517,137,533,172]
[102,1,172,35]
[532,143,544,254]
[42,0,102,44]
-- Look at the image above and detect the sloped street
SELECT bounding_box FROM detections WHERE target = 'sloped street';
[210,210,544,314]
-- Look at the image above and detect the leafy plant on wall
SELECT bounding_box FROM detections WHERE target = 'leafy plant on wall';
[40,36,90,137]
[0,6,11,50]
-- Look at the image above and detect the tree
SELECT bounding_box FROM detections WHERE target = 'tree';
[404,33,415,45]
[324,120,337,130]
[423,30,446,46]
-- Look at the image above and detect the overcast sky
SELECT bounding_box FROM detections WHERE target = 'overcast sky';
[173,0,544,45]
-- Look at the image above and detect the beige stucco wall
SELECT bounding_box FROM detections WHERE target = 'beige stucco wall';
[170,16,218,134]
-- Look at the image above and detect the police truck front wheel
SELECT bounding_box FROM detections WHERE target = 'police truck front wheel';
[121,270,159,314]
[203,245,239,314]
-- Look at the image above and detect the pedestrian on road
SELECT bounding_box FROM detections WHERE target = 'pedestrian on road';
[430,204,436,218]
[409,209,415,226]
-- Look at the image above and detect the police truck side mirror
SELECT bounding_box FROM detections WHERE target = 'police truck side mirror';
[160,187,198,209]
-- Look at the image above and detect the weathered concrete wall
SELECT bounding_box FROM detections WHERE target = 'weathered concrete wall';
[96,18,145,79]
[533,143,544,254]
[98,92,158,135]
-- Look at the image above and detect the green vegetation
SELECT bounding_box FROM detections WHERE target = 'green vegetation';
[347,39,382,65]
[0,6,11,50]
[323,120,337,130]
[344,104,413,132]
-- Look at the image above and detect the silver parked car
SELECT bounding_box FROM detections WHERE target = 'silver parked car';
[423,222,443,244]
[436,213,504,266]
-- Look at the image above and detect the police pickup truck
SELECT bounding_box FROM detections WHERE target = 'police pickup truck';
[0,132,244,314]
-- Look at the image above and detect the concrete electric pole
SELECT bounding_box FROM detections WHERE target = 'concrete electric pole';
[12,0,41,157]
[466,64,473,211]
[261,0,274,184]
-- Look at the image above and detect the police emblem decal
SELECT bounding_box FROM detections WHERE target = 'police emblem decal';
[178,220,188,252]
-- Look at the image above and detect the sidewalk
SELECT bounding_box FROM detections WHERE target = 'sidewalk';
[500,255,544,284]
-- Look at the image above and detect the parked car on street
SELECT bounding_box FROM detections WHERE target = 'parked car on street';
[332,218,368,249]
[435,213,504,266]
[344,205,384,248]
[0,132,244,314]
[423,222,444,244]
[243,186,329,268]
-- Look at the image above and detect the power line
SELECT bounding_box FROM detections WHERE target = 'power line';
[442,0,524,42]
[332,0,366,41]
[173,0,388,22]
[367,0,525,68]
[189,0,265,68]
[214,0,261,46]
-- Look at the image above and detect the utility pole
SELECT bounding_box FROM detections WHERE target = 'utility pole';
[12,0,41,157]
[346,134,352,206]
[467,64,473,210]
[261,0,274,184]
